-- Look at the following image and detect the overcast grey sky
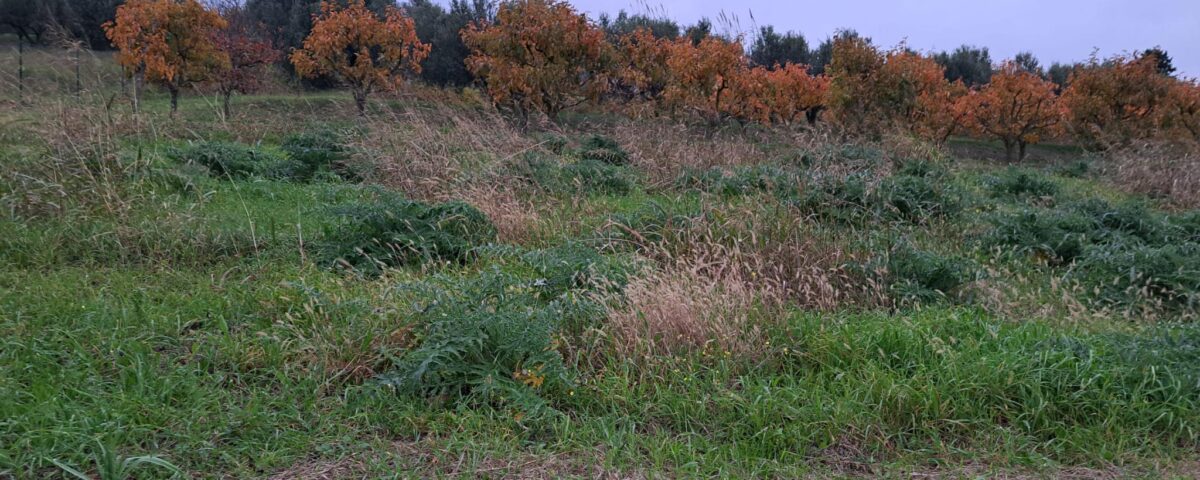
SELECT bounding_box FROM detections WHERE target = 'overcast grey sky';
[564,0,1199,77]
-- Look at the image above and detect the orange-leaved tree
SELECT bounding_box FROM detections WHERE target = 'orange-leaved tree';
[211,7,280,119]
[825,35,885,134]
[291,0,430,116]
[663,34,746,127]
[911,79,970,145]
[877,50,954,130]
[728,63,828,125]
[462,0,614,124]
[964,62,1062,161]
[104,0,228,114]
[1060,54,1173,148]
[828,39,959,138]
[1160,79,1200,144]
[613,27,674,110]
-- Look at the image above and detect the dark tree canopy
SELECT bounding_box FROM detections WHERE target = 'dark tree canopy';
[934,45,993,87]
[0,0,119,49]
[749,25,809,68]
[809,29,863,75]
[684,18,712,46]
[403,0,493,87]
[599,10,680,40]
[1047,62,1078,90]
[244,0,394,54]
[1141,47,1176,77]
[1014,51,1042,77]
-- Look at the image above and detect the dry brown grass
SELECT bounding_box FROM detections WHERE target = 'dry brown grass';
[610,121,774,187]
[1,95,148,219]
[607,258,770,363]
[350,101,535,201]
[456,183,543,244]
[1105,141,1200,209]
[640,202,887,311]
[606,202,888,364]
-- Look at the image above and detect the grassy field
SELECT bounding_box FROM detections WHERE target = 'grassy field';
[4,46,1200,478]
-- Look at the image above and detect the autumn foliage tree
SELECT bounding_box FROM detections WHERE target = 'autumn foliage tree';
[613,27,674,109]
[291,0,430,116]
[211,7,280,118]
[1161,80,1200,144]
[104,0,229,114]
[462,0,614,124]
[727,63,828,125]
[827,38,960,138]
[662,35,746,127]
[911,78,970,145]
[1060,55,1173,148]
[963,62,1062,161]
[825,36,885,134]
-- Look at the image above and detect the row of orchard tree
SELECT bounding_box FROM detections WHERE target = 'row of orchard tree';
[98,0,1200,160]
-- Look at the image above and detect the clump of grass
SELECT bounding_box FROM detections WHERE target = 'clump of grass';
[170,140,299,180]
[1054,159,1091,178]
[380,245,625,421]
[508,153,637,196]
[792,173,874,223]
[318,193,496,273]
[605,260,769,365]
[984,196,1200,313]
[986,166,1060,198]
[280,129,358,181]
[1106,142,1200,209]
[577,134,630,165]
[1076,242,1200,313]
[595,200,696,253]
[876,173,963,223]
[793,163,963,225]
[868,241,975,307]
[983,206,1095,263]
[674,164,802,198]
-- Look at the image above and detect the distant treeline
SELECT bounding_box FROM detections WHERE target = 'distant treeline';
[0,0,1178,89]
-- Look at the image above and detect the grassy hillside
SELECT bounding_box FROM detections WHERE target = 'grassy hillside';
[3,64,1200,478]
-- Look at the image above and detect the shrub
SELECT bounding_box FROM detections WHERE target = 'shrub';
[510,154,636,196]
[319,194,496,272]
[535,132,570,154]
[379,245,621,421]
[894,158,949,180]
[877,173,961,223]
[1054,159,1091,178]
[280,130,355,181]
[596,201,696,252]
[170,141,299,180]
[560,159,636,195]
[987,167,1059,198]
[380,270,593,421]
[1076,242,1200,311]
[674,165,802,198]
[577,134,630,165]
[792,173,873,222]
[872,242,974,307]
[983,207,1096,263]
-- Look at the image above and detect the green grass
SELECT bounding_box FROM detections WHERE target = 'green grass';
[2,88,1200,479]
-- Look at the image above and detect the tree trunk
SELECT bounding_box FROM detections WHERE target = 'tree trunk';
[74,49,82,97]
[17,38,24,101]
[353,90,367,116]
[169,85,180,115]
[1003,139,1016,162]
[133,70,144,113]
[1018,141,1028,162]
